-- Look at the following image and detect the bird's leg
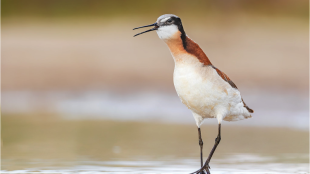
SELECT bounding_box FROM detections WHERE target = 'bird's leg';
[191,124,221,174]
[198,127,203,167]
[197,128,207,174]
[205,123,221,165]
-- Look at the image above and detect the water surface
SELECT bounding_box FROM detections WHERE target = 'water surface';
[1,155,309,174]
[2,116,308,173]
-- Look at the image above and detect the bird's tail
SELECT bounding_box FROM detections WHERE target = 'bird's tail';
[242,98,254,113]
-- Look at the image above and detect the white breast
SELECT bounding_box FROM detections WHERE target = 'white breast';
[172,54,251,126]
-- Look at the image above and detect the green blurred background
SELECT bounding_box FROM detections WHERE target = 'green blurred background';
[2,0,309,19]
[1,0,309,172]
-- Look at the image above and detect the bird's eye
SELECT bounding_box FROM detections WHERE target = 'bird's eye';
[167,19,172,23]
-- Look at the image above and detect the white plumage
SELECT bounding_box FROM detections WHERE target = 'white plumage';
[172,53,252,127]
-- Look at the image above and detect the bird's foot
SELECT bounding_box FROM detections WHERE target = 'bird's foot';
[190,163,211,174]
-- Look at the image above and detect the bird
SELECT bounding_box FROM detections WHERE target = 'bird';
[133,14,253,174]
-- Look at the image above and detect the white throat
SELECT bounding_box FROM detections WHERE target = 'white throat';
[156,25,179,40]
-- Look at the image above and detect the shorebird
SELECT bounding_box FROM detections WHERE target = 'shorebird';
[133,14,253,174]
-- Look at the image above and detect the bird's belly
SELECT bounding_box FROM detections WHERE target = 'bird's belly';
[173,66,223,118]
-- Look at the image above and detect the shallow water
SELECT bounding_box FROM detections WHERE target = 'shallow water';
[2,116,309,173]
[1,154,309,173]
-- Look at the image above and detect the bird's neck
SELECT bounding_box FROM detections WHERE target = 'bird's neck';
[165,34,212,66]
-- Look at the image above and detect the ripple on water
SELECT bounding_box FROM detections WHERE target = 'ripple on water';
[1,154,309,174]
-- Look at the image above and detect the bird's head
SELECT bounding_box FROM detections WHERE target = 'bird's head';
[133,14,185,41]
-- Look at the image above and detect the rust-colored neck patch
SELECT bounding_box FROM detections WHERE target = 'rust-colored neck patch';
[184,37,212,66]
[165,34,212,66]
[165,31,187,57]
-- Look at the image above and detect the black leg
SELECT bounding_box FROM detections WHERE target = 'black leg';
[191,124,221,174]
[205,123,221,165]
[198,127,203,167]
[197,128,208,174]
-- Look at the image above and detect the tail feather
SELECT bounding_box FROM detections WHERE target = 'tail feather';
[242,98,254,113]
[245,105,254,113]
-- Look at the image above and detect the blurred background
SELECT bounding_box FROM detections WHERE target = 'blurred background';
[1,0,309,173]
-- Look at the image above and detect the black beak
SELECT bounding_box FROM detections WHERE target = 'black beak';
[133,23,158,37]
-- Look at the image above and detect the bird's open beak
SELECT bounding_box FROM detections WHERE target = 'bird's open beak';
[133,23,159,37]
